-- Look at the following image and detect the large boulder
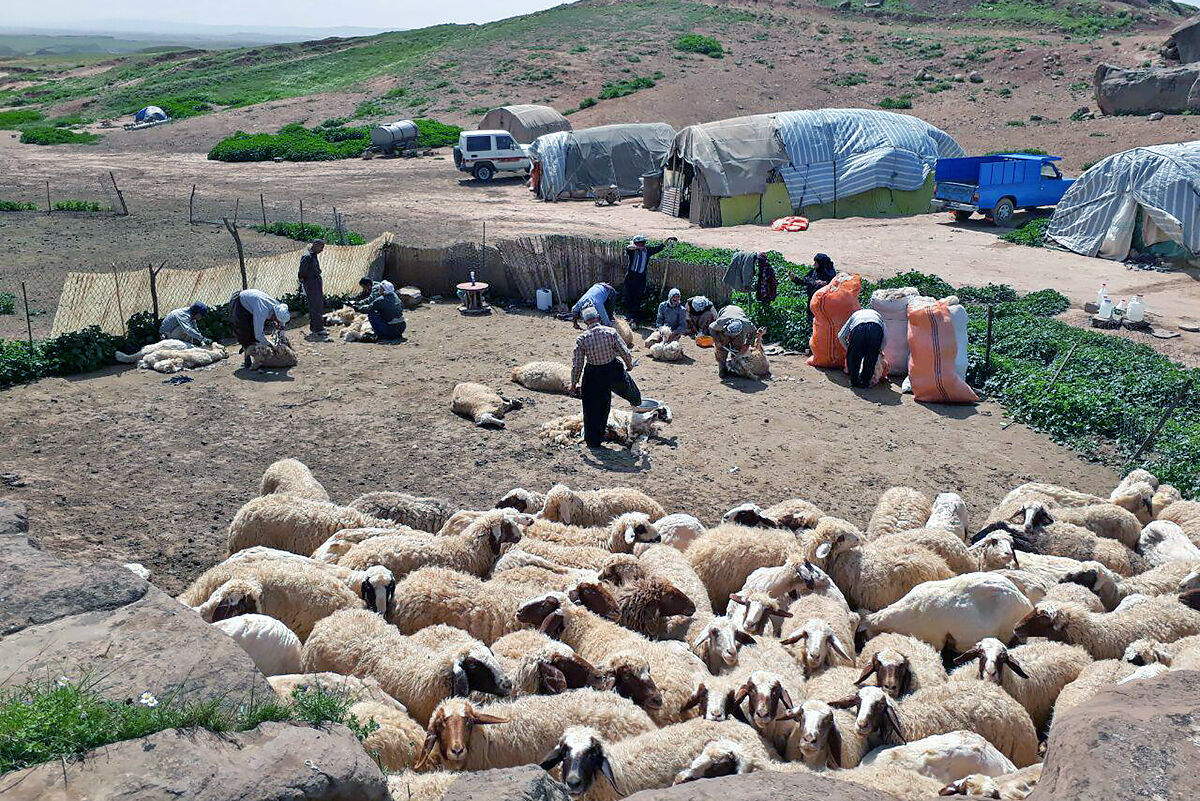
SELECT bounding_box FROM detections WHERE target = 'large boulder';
[1094,62,1200,115]
[0,722,388,801]
[1031,670,1200,801]
[621,771,900,801]
[444,766,570,801]
[1164,14,1200,63]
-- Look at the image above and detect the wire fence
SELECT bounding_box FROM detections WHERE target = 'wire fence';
[0,173,129,216]
[186,184,358,242]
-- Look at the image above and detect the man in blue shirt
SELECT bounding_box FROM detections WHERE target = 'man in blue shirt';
[571,282,617,328]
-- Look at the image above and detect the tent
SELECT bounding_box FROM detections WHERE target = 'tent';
[529,123,676,201]
[662,109,964,227]
[134,106,169,123]
[1046,142,1200,266]
[478,104,571,144]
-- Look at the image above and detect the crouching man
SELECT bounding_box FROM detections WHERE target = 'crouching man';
[708,305,756,379]
[362,280,406,340]
[160,302,210,345]
[228,288,290,369]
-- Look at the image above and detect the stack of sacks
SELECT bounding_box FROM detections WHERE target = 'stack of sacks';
[868,287,919,377]
[808,273,862,369]
[902,295,978,403]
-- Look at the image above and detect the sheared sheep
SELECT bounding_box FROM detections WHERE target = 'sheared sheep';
[646,327,684,361]
[949,638,1092,730]
[860,730,1018,784]
[246,330,297,369]
[212,613,302,676]
[115,339,228,373]
[347,491,455,532]
[511,361,573,394]
[867,487,933,539]
[540,407,674,454]
[855,633,948,698]
[540,484,665,527]
[939,763,1043,800]
[450,382,523,428]
[726,329,770,380]
[1013,592,1200,660]
[301,608,511,725]
[258,458,330,502]
[226,494,395,556]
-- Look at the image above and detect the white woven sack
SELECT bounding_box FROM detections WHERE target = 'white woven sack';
[869,287,918,376]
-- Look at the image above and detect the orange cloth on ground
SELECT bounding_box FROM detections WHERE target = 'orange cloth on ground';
[807,273,862,369]
[906,300,979,404]
[771,216,810,232]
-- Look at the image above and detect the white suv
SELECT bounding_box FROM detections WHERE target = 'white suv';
[453,130,531,182]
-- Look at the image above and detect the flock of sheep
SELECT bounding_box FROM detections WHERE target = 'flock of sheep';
[171,458,1200,801]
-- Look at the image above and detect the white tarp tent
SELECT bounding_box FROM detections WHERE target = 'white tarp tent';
[1047,142,1200,264]
[530,123,675,200]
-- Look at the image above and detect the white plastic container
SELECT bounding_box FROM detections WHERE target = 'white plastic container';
[1096,282,1108,308]
[1126,294,1146,323]
[536,288,553,311]
[1115,297,1128,317]
[1097,295,1114,320]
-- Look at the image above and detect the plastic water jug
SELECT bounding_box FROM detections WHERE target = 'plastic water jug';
[1097,295,1114,320]
[536,288,553,312]
[1127,294,1146,324]
[1096,282,1108,308]
[1115,298,1128,317]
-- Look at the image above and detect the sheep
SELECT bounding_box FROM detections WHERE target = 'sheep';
[779,697,869,768]
[1062,558,1200,611]
[211,613,302,676]
[977,503,1146,576]
[644,327,683,361]
[799,665,865,703]
[626,543,715,636]
[688,615,757,675]
[247,330,297,369]
[612,317,637,349]
[511,361,572,393]
[450,382,523,428]
[322,305,358,327]
[1050,659,1138,722]
[939,763,1043,800]
[300,608,511,725]
[949,638,1092,730]
[779,603,856,678]
[114,338,191,363]
[859,731,1018,785]
[523,513,660,553]
[1158,499,1200,541]
[859,573,1034,653]
[926,493,969,540]
[258,458,330,502]
[686,524,806,612]
[310,525,425,563]
[1041,581,1105,612]
[419,692,654,772]
[1122,633,1200,667]
[1151,485,1183,519]
[342,313,376,343]
[679,674,746,724]
[672,738,799,784]
[540,407,673,454]
[998,482,1106,511]
[866,487,933,539]
[837,682,1039,768]
[335,509,524,579]
[1045,504,1143,548]
[540,720,775,801]
[735,559,833,604]
[1109,479,1156,525]
[495,487,548,514]
[267,672,425,773]
[839,763,949,801]
[493,554,603,592]
[1138,520,1200,566]
[226,494,396,556]
[727,590,793,637]
[509,539,619,571]
[1116,662,1171,683]
[722,498,825,531]
[116,339,229,373]
[346,491,455,532]
[877,526,978,574]
[726,328,770,379]
[592,650,667,715]
[1012,592,1200,660]
[179,546,391,607]
[540,484,666,527]
[575,570,696,640]
[387,567,539,643]
[731,669,804,755]
[854,633,948,698]
[809,517,956,612]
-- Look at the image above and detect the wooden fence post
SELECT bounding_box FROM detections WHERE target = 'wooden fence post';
[148,261,166,323]
[189,184,196,224]
[1132,377,1194,461]
[299,199,304,227]
[984,304,994,378]
[21,282,32,349]
[260,193,267,227]
[45,180,51,215]
[233,197,240,225]
[111,263,125,328]
[109,171,129,216]
[223,217,248,290]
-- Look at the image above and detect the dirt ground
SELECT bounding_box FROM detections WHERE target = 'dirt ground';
[0,301,1124,595]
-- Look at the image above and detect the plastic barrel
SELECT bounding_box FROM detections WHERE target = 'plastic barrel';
[641,171,663,210]
[536,288,553,311]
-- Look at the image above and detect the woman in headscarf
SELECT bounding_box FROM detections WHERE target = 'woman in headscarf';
[794,252,838,328]
[685,295,717,337]
[362,280,406,340]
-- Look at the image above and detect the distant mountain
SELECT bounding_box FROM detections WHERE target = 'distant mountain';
[0,19,395,46]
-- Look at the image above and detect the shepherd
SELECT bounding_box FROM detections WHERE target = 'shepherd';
[570,305,656,450]
[228,288,290,369]
[159,302,210,346]
[624,234,677,323]
[298,238,327,339]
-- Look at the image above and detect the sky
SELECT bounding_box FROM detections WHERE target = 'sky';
[0,0,579,32]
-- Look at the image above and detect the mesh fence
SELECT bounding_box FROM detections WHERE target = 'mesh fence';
[186,186,355,237]
[51,233,392,336]
[0,173,127,215]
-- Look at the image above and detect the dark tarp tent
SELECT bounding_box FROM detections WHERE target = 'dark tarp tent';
[530,123,676,201]
[478,104,571,144]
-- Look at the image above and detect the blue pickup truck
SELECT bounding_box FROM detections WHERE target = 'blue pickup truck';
[932,154,1074,227]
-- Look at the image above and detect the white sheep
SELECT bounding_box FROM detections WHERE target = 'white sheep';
[1138,520,1200,566]
[450,382,523,428]
[859,573,1034,653]
[721,498,824,531]
[115,339,228,373]
[925,492,969,540]
[387,566,540,643]
[1151,485,1183,518]
[539,484,666,527]
[688,615,757,675]
[540,407,673,454]
[418,692,654,772]
[1048,503,1143,548]
[939,764,1043,800]
[540,720,775,801]
[226,494,395,556]
[495,487,548,514]
[779,604,856,678]
[782,698,866,768]
[646,327,683,361]
[686,524,806,612]
[949,638,1092,730]
[1159,499,1200,542]
[258,458,330,502]
[859,730,1018,784]
[855,633,948,698]
[347,491,455,532]
[510,539,621,571]
[300,608,511,725]
[1013,593,1200,660]
[246,330,297,369]
[645,513,706,552]
[523,513,660,553]
[866,487,933,539]
[726,589,793,637]
[212,613,302,676]
[511,361,572,394]
[386,771,458,801]
[1061,558,1200,611]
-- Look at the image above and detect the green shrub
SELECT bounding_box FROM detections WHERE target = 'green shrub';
[19,126,101,146]
[675,34,724,58]
[1002,217,1051,247]
[878,95,914,109]
[0,340,44,389]
[123,311,159,351]
[578,97,598,110]
[0,200,37,212]
[46,114,94,127]
[985,148,1050,156]
[0,293,14,315]
[208,123,371,162]
[252,221,365,246]
[0,109,44,129]
[54,200,109,212]
[156,94,212,119]
[413,117,462,147]
[598,75,658,100]
[39,326,124,376]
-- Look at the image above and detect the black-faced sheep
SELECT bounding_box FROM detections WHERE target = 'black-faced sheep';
[1012,592,1200,660]
[495,487,548,514]
[451,382,523,428]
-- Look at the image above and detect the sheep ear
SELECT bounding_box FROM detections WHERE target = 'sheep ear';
[815,542,832,560]
[539,742,566,771]
[734,630,757,646]
[733,680,752,706]
[469,711,509,725]
[538,663,568,694]
[451,663,470,697]
[780,629,807,646]
[681,685,706,714]
[828,694,859,710]
[1035,507,1055,527]
[770,607,793,619]
[1002,654,1029,679]
[885,703,906,744]
[827,724,844,768]
[951,647,982,667]
[830,635,850,661]
[360,579,373,610]
[729,593,747,607]
[599,756,617,788]
[593,673,616,692]
[900,664,912,697]
[853,662,877,686]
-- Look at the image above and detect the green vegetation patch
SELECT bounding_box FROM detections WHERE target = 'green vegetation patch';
[208,118,460,162]
[53,200,109,213]
[879,94,915,109]
[1002,216,1051,247]
[675,34,725,58]
[0,109,44,129]
[0,200,37,212]
[253,221,365,246]
[598,73,662,100]
[19,126,100,145]
[0,292,14,315]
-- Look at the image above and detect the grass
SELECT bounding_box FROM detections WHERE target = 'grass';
[53,200,109,212]
[0,200,38,212]
[0,109,44,129]
[1001,217,1052,247]
[985,148,1050,156]
[675,33,724,58]
[598,73,661,100]
[879,94,915,109]
[0,292,14,315]
[0,677,379,774]
[208,118,460,161]
[18,126,100,145]
[253,221,366,246]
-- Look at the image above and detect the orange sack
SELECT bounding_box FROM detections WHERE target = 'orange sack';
[808,273,862,368]
[906,300,979,404]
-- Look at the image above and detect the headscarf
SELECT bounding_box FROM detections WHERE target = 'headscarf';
[274,304,291,324]
[632,234,648,244]
[726,319,746,337]
[189,302,210,316]
[380,280,396,295]
[813,253,836,281]
[689,296,712,313]
[668,287,681,301]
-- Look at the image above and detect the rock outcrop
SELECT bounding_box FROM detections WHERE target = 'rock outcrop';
[445,766,571,801]
[1164,14,1200,63]
[621,771,901,801]
[1093,62,1200,115]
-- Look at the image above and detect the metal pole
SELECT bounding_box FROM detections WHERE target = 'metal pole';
[21,282,32,350]
[482,221,486,278]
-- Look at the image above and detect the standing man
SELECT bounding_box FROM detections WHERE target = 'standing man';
[570,306,655,449]
[298,239,327,338]
[838,308,886,388]
[624,234,676,323]
[159,302,210,345]
[228,288,290,369]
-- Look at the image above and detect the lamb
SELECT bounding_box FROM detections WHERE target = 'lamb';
[246,330,297,369]
[1012,593,1200,660]
[495,487,548,514]
[523,513,660,553]
[540,720,776,801]
[854,633,948,699]
[335,509,524,579]
[836,682,1039,767]
[1138,520,1200,566]
[686,524,806,611]
[949,638,1092,730]
[258,458,330,502]
[859,731,1018,785]
[866,487,933,539]
[226,494,396,556]
[387,567,539,643]
[723,498,825,531]
[511,360,572,394]
[419,693,654,772]
[115,339,229,373]
[939,763,1043,800]
[858,573,1034,653]
[450,382,523,428]
[976,503,1145,576]
[540,484,665,527]
[346,491,455,532]
[212,613,302,676]
[726,328,770,379]
[300,608,511,725]
[809,517,956,612]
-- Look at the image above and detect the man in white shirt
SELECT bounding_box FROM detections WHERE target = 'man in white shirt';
[228,288,291,369]
[838,308,886,388]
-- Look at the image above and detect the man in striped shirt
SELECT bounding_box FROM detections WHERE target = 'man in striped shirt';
[571,306,654,448]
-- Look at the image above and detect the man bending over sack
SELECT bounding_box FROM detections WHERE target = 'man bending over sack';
[228,288,291,369]
[361,280,406,340]
[708,305,756,379]
[571,282,618,328]
[571,305,656,449]
[838,308,886,388]
[160,302,210,345]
